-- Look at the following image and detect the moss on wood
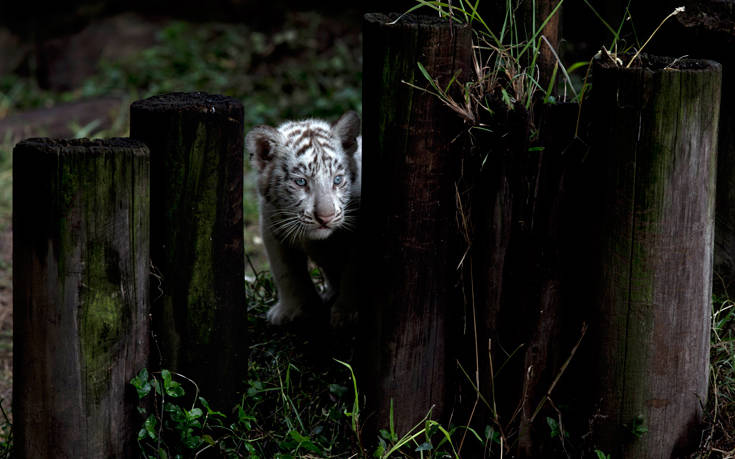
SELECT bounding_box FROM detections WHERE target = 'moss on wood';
[130,92,246,410]
[13,138,150,457]
[590,55,721,457]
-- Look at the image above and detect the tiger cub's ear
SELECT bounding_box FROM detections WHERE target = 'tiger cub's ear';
[246,126,286,172]
[332,111,361,156]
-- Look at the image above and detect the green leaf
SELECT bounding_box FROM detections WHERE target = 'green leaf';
[415,441,433,452]
[144,415,158,440]
[567,60,591,74]
[484,425,501,444]
[237,405,255,430]
[161,369,172,386]
[328,383,348,398]
[373,437,386,458]
[160,369,185,398]
[130,368,152,399]
[546,416,560,438]
[417,61,442,96]
[627,414,648,439]
[500,88,514,110]
[199,397,225,417]
[288,430,321,453]
[202,434,216,446]
[247,380,264,397]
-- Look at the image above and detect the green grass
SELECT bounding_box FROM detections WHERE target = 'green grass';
[129,271,358,457]
[703,296,735,456]
[130,266,490,457]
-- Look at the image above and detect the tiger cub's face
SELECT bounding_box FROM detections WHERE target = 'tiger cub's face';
[246,111,361,242]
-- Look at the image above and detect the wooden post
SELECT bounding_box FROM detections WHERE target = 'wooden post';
[13,138,150,457]
[521,0,562,91]
[130,92,246,410]
[646,2,735,297]
[359,13,473,437]
[513,103,588,457]
[589,55,720,457]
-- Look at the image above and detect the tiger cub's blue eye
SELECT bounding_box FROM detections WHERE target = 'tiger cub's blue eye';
[294,178,307,186]
[333,175,344,185]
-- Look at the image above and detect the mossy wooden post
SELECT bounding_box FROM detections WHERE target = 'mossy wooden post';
[652,5,735,297]
[13,138,150,457]
[590,55,721,457]
[360,13,472,437]
[130,92,246,410]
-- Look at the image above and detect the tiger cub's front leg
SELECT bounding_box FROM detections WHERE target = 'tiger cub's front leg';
[262,228,321,325]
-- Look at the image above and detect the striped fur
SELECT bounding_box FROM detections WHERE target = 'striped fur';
[246,111,361,325]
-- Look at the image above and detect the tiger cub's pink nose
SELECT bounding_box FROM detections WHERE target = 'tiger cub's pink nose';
[315,210,336,226]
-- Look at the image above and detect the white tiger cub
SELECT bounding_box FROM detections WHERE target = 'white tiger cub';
[246,111,361,325]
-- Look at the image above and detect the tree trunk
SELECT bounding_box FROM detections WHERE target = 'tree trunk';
[359,13,473,438]
[589,55,720,457]
[13,138,150,458]
[130,92,246,410]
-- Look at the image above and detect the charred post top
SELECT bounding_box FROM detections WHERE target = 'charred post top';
[595,53,721,72]
[364,12,472,30]
[130,91,243,115]
[15,137,148,155]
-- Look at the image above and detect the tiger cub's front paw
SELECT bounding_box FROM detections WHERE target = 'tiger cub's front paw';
[266,301,303,325]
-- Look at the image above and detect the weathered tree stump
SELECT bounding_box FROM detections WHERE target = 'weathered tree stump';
[13,138,150,457]
[130,92,246,409]
[589,55,721,457]
[359,13,473,437]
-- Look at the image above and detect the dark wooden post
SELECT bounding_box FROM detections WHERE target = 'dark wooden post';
[13,138,150,457]
[521,0,562,91]
[513,103,589,457]
[645,2,735,297]
[130,92,246,409]
[359,13,473,437]
[589,55,720,457]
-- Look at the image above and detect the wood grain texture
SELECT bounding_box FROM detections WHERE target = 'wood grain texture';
[13,138,150,457]
[130,92,246,410]
[359,13,473,438]
[590,55,721,457]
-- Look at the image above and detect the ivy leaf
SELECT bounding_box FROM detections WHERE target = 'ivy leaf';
[143,415,158,440]
[130,368,152,399]
[161,369,185,398]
